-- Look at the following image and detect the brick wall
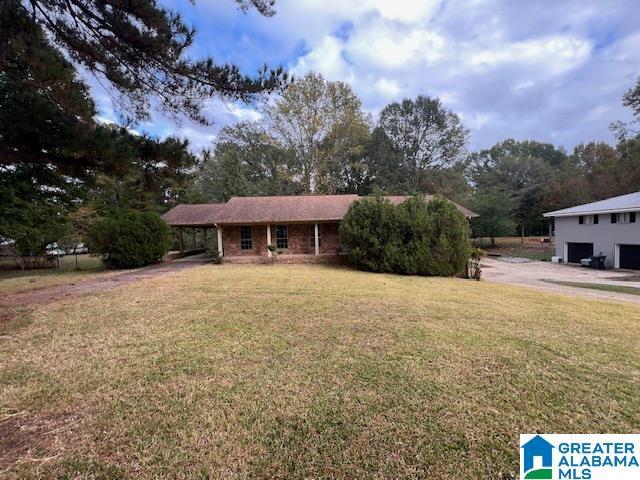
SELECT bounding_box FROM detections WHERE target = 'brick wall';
[222,225,268,257]
[221,222,343,257]
[319,222,342,254]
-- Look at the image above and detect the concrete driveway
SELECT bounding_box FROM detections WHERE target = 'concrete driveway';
[481,258,640,304]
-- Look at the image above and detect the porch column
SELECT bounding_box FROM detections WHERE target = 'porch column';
[266,224,272,258]
[193,227,197,251]
[203,228,207,249]
[178,227,184,254]
[314,223,319,256]
[217,227,223,257]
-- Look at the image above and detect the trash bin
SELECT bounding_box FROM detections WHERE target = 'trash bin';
[590,255,606,269]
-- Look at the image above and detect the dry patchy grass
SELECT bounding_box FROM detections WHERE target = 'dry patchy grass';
[1,264,639,478]
[478,237,555,261]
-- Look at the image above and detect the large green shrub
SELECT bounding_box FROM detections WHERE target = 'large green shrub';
[87,211,171,269]
[340,195,471,276]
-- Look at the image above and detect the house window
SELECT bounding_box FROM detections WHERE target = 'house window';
[276,225,288,249]
[612,212,636,224]
[309,224,323,248]
[580,215,597,225]
[240,226,252,250]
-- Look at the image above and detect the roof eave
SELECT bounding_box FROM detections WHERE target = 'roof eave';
[217,218,344,225]
[544,206,640,218]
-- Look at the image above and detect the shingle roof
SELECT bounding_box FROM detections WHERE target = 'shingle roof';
[543,191,640,217]
[384,195,478,218]
[160,194,478,226]
[215,195,360,224]
[161,203,225,226]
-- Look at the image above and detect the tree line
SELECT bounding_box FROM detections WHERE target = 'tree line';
[189,72,640,242]
[1,0,639,259]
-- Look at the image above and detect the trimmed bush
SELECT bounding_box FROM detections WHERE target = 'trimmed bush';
[340,195,471,276]
[87,211,171,269]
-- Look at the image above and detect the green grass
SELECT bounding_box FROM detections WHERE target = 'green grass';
[1,265,639,478]
[0,254,106,294]
[543,280,640,296]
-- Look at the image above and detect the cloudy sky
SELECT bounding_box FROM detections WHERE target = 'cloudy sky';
[94,0,640,152]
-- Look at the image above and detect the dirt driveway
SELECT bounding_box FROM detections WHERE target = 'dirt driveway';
[0,254,211,312]
[482,258,640,304]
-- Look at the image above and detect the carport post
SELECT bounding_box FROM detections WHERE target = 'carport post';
[178,227,184,254]
[314,223,319,256]
[193,227,197,251]
[266,224,272,258]
[217,227,223,257]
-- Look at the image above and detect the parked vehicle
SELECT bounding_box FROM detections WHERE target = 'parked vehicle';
[46,243,66,256]
[65,243,88,254]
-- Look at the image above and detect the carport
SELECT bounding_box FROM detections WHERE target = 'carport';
[160,203,225,255]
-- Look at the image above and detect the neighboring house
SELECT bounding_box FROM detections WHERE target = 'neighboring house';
[543,191,640,269]
[162,194,478,263]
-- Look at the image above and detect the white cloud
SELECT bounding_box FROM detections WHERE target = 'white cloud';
[373,0,440,22]
[225,103,262,122]
[292,35,354,82]
[91,0,640,152]
[469,36,592,75]
[281,0,639,149]
[374,78,401,97]
[347,19,446,68]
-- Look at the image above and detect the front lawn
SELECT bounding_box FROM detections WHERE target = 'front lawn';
[1,265,638,478]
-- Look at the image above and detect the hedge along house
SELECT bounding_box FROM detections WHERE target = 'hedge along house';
[543,191,640,269]
[162,194,478,263]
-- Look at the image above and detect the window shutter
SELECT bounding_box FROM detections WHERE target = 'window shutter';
[579,216,583,224]
[611,213,617,224]
[631,212,636,223]
[593,215,598,224]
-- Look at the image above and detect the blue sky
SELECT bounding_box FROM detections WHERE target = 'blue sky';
[92,0,640,153]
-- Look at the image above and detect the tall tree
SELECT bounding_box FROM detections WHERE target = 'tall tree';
[364,128,410,193]
[0,164,72,256]
[0,8,128,176]
[318,111,371,194]
[469,188,515,246]
[616,138,640,192]
[611,76,640,140]
[88,130,201,213]
[2,0,288,123]
[191,122,300,202]
[469,139,567,235]
[377,95,468,190]
[265,72,370,192]
[572,142,627,201]
[0,14,200,257]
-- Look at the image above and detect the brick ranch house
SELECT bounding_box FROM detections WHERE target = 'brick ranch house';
[161,195,478,263]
